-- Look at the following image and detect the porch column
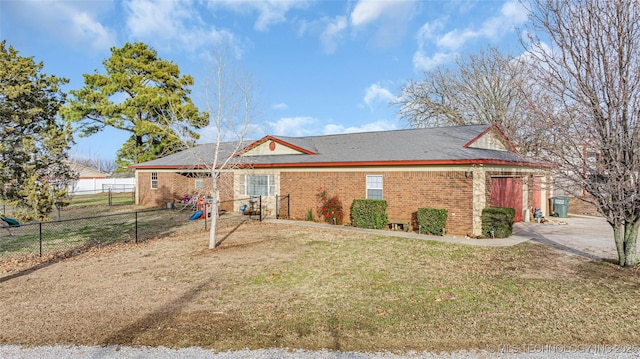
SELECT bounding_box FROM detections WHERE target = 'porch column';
[471,166,486,236]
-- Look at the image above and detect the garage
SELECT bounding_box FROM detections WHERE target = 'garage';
[490,177,523,222]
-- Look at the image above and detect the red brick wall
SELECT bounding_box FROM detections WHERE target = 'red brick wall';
[137,171,234,211]
[280,170,474,235]
[568,195,601,216]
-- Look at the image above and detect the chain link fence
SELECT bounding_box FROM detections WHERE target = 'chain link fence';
[0,208,190,262]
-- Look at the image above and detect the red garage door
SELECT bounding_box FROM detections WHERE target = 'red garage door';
[490,177,523,222]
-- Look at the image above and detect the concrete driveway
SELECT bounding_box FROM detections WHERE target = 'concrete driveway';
[513,216,621,261]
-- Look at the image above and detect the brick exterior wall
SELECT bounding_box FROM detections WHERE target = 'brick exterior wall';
[280,170,474,236]
[568,195,601,216]
[137,171,234,211]
[135,167,550,236]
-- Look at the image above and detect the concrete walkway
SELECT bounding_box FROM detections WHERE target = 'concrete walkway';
[266,219,531,247]
[267,216,620,261]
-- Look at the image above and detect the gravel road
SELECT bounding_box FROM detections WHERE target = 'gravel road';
[2,345,640,359]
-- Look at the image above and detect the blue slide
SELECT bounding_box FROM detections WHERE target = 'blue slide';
[189,210,203,220]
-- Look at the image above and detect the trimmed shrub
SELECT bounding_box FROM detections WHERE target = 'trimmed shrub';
[350,199,388,229]
[417,207,448,235]
[481,207,516,238]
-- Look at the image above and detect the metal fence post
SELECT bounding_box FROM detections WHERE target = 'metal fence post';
[135,211,138,243]
[259,195,262,221]
[276,195,279,219]
[39,222,43,257]
[108,188,112,206]
[287,194,290,219]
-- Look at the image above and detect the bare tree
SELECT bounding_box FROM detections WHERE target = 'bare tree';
[201,43,257,249]
[394,47,545,155]
[70,155,116,175]
[523,0,640,267]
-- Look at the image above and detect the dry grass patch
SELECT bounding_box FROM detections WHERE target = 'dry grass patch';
[1,216,639,353]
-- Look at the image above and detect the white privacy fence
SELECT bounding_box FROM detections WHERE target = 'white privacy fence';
[69,178,136,195]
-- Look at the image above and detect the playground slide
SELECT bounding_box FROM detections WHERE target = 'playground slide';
[189,210,203,221]
[1,216,20,227]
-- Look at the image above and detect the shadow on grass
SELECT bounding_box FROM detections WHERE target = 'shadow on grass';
[214,219,248,248]
[0,244,95,284]
[100,280,211,345]
[0,259,60,284]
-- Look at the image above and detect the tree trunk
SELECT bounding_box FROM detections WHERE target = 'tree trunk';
[613,222,625,265]
[613,220,639,267]
[623,220,639,267]
[208,173,218,249]
[208,197,218,249]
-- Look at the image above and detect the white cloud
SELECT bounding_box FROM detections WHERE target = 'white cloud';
[436,0,528,51]
[320,16,348,54]
[271,103,289,110]
[437,28,477,50]
[363,83,395,109]
[8,1,116,53]
[266,117,399,138]
[350,0,387,27]
[125,0,232,53]
[412,0,528,71]
[267,117,318,137]
[350,0,416,48]
[207,0,310,31]
[416,19,446,47]
[413,51,456,72]
[323,120,398,135]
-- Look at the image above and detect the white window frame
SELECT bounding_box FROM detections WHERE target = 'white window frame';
[366,175,383,200]
[245,174,275,197]
[195,178,204,190]
[151,172,158,190]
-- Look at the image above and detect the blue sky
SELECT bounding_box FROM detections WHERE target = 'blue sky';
[1,0,530,161]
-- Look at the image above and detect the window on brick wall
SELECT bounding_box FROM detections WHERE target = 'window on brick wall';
[245,174,275,196]
[151,172,158,189]
[366,175,383,199]
[195,178,204,190]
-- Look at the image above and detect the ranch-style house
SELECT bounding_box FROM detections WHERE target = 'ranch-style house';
[129,124,551,236]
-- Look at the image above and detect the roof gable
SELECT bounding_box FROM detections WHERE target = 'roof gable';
[238,136,316,156]
[463,125,517,152]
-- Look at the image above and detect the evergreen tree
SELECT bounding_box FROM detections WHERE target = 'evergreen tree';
[62,42,208,172]
[0,41,75,221]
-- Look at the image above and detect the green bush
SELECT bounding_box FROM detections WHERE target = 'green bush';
[350,199,388,229]
[305,208,314,221]
[481,207,516,238]
[417,207,448,235]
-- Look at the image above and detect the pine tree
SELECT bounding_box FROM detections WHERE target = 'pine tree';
[0,41,75,221]
[62,42,208,172]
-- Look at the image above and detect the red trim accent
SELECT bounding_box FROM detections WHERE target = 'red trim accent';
[232,159,549,168]
[463,124,518,153]
[236,135,316,155]
[129,165,212,170]
[130,158,549,170]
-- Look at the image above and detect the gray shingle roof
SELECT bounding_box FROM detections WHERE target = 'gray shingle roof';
[130,125,541,169]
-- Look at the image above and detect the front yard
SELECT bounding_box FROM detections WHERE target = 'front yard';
[0,216,638,353]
